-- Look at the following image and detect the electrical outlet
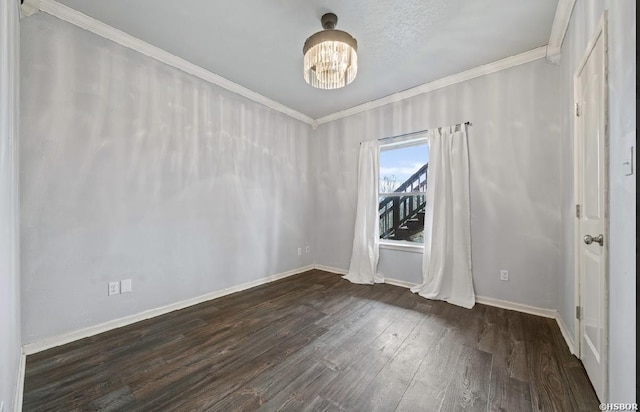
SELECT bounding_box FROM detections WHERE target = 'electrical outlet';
[297,247,302,256]
[305,246,310,254]
[108,281,120,295]
[121,279,132,293]
[500,270,509,281]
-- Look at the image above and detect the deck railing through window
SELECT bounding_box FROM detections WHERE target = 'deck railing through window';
[379,163,428,240]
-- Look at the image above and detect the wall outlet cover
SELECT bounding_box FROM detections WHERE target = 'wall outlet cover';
[297,247,302,256]
[108,281,120,295]
[500,270,509,281]
[121,279,132,293]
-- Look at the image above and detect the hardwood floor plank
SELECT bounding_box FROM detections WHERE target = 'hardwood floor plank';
[320,304,418,373]
[479,307,529,381]
[210,284,408,411]
[314,283,403,330]
[520,312,576,412]
[562,363,601,411]
[318,305,425,409]
[546,318,600,410]
[302,395,345,412]
[439,347,492,412]
[160,324,329,411]
[256,363,338,412]
[210,338,331,411]
[504,310,529,382]
[129,305,326,402]
[22,270,599,412]
[210,292,397,410]
[488,373,533,412]
[351,312,444,412]
[394,329,466,412]
[483,308,533,411]
[87,386,136,412]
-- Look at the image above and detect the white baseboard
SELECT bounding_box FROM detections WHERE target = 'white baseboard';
[313,266,576,354]
[474,296,559,319]
[382,279,575,354]
[22,263,576,367]
[317,266,577,354]
[14,351,25,412]
[381,275,561,319]
[477,296,575,355]
[22,265,314,355]
[313,264,347,276]
[555,314,576,354]
[383,277,418,289]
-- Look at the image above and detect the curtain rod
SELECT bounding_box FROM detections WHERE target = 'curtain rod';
[377,121,471,143]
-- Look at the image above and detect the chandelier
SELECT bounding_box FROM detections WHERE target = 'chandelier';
[303,13,358,90]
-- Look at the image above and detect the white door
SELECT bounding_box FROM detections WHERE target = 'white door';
[575,13,608,402]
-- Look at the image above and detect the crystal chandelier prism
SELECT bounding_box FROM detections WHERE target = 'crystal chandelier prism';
[303,13,358,90]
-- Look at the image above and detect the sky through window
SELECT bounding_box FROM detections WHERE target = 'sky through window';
[379,143,428,193]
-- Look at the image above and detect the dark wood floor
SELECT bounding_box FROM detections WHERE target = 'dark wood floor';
[23,270,599,411]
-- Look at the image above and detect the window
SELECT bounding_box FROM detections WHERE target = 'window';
[379,136,428,244]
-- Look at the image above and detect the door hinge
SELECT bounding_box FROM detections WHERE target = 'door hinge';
[576,306,581,319]
[575,102,580,117]
[576,204,581,218]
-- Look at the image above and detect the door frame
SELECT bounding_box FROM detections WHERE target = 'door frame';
[572,10,609,400]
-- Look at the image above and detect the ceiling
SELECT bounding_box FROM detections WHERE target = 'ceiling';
[54,0,559,120]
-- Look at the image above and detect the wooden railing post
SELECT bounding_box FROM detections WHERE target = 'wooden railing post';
[392,197,399,232]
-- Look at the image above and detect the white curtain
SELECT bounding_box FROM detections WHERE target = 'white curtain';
[344,140,384,284]
[411,124,475,308]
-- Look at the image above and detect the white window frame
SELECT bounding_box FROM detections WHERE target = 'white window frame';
[378,134,428,252]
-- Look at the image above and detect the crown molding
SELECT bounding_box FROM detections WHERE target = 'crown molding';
[20,0,40,18]
[28,0,555,129]
[315,46,547,125]
[546,0,577,61]
[34,0,317,127]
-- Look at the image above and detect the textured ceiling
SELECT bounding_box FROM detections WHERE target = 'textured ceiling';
[55,0,559,119]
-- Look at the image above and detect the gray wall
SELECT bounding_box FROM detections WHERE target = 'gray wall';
[313,59,563,310]
[20,14,314,344]
[557,0,636,402]
[0,0,21,410]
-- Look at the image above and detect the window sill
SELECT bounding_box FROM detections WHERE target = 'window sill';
[379,241,424,254]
